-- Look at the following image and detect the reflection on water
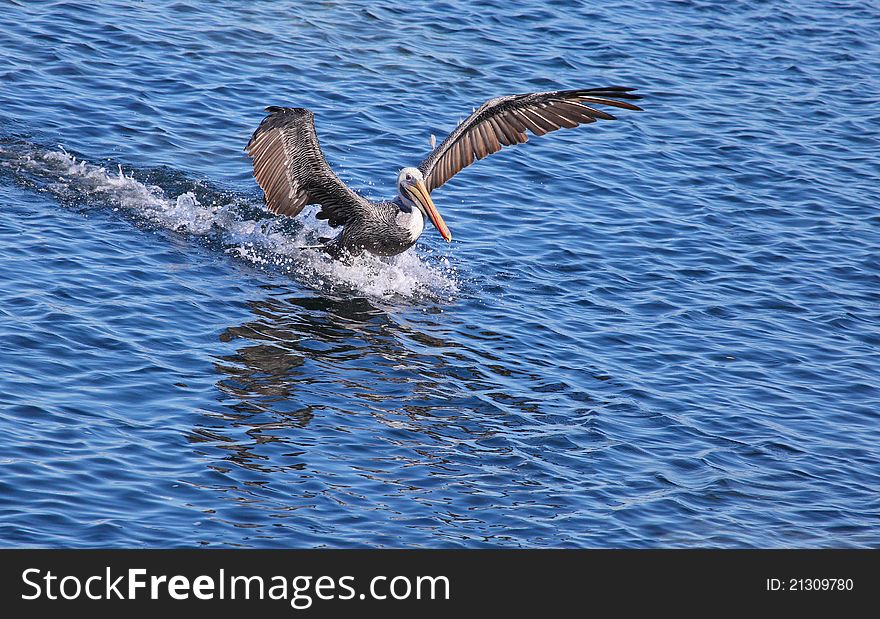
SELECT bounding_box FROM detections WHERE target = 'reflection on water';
[180,288,611,546]
[214,290,458,414]
[195,290,453,472]
[214,294,404,425]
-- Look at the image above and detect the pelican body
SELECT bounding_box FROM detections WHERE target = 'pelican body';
[245,87,641,258]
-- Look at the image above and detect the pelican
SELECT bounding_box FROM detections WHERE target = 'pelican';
[245,87,642,258]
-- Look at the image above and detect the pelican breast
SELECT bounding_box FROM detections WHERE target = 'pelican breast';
[395,205,424,242]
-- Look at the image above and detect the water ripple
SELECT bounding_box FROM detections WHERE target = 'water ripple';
[0,0,878,548]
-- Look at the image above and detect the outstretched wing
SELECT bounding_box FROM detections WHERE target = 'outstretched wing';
[245,106,367,227]
[418,87,642,192]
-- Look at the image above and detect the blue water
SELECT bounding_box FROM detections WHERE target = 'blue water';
[1,0,878,548]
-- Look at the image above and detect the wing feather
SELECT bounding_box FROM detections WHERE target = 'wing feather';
[245,106,366,227]
[418,87,642,192]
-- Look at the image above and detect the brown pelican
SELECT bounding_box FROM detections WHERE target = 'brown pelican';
[245,87,641,258]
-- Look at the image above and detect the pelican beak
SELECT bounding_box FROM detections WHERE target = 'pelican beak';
[410,180,452,242]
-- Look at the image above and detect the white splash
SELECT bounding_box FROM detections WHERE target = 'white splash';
[1,143,459,301]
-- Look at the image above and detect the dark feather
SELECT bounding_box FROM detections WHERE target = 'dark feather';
[418,87,642,192]
[244,106,368,227]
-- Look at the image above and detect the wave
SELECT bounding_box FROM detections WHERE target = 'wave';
[0,140,459,301]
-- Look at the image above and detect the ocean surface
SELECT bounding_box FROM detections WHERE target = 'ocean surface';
[0,0,878,548]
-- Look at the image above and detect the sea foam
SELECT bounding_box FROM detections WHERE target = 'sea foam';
[1,142,459,301]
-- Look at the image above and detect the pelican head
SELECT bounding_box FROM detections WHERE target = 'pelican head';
[397,167,452,242]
